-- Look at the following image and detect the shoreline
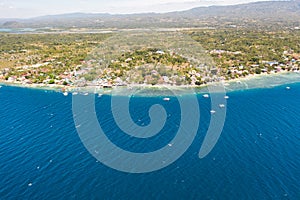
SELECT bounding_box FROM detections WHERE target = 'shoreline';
[1,71,300,95]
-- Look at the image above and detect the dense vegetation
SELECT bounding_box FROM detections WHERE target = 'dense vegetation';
[102,48,192,85]
[0,28,299,86]
[188,29,300,79]
[0,33,110,84]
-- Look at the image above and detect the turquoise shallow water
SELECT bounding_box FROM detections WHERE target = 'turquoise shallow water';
[0,81,300,199]
[0,28,37,33]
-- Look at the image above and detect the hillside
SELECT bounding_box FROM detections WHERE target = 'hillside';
[1,1,300,29]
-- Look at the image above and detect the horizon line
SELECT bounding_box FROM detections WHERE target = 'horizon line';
[0,0,279,20]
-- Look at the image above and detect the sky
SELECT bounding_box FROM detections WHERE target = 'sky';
[0,0,273,19]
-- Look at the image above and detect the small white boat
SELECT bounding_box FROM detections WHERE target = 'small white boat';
[163,97,170,101]
[98,93,103,98]
[83,93,89,96]
[72,92,78,96]
[286,87,291,90]
[224,95,229,99]
[203,94,209,98]
[210,110,216,114]
[63,92,68,96]
[219,104,225,108]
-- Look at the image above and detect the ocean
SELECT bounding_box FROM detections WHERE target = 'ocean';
[0,79,300,199]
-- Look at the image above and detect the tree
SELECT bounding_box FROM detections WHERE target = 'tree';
[255,68,261,74]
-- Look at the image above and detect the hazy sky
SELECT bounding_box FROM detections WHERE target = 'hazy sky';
[0,0,272,18]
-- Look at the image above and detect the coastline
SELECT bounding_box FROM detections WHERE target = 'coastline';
[1,71,300,95]
[221,71,300,92]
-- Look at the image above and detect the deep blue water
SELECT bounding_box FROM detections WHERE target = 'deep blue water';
[0,83,300,199]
